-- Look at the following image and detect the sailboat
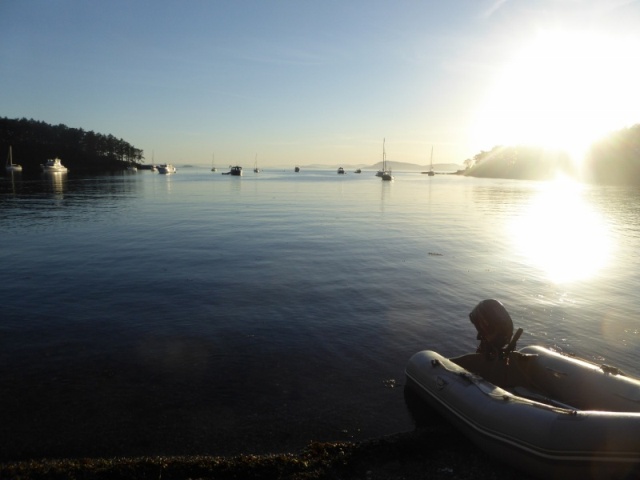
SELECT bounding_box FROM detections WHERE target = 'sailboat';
[150,150,157,172]
[211,153,217,172]
[5,146,22,172]
[426,146,435,176]
[253,154,260,173]
[376,139,385,178]
[380,138,393,181]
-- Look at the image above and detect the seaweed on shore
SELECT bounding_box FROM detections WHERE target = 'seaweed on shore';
[1,428,525,480]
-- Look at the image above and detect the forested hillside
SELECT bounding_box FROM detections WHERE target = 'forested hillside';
[583,124,640,185]
[462,124,640,185]
[1,117,144,173]
[462,146,575,181]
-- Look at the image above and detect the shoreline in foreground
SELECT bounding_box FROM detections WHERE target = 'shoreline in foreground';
[1,427,529,480]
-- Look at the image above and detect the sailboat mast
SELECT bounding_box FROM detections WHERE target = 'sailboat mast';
[383,138,386,170]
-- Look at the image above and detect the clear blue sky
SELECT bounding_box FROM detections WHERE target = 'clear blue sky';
[2,0,639,167]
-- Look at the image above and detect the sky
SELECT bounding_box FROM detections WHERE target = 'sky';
[2,0,640,168]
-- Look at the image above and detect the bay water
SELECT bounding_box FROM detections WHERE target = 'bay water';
[1,167,639,460]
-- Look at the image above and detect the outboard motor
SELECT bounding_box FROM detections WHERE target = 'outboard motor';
[469,299,522,360]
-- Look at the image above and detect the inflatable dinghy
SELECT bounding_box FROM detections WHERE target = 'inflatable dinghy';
[406,300,640,479]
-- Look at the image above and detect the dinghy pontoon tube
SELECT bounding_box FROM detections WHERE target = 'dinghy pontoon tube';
[405,299,640,479]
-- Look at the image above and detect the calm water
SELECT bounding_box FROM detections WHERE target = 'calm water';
[1,168,639,460]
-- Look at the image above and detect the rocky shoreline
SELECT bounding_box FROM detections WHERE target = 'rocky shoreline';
[1,387,537,479]
[1,426,531,480]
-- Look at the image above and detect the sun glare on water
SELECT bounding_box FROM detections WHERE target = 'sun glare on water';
[474,29,640,167]
[509,177,612,284]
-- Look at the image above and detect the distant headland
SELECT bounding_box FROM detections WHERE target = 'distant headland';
[0,117,142,173]
[460,124,640,185]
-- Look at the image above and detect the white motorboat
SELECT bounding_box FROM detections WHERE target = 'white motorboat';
[41,157,68,173]
[5,146,22,172]
[157,164,176,174]
[405,299,640,479]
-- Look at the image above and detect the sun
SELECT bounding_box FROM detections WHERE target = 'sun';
[473,29,640,167]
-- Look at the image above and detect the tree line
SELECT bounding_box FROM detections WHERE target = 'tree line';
[1,117,144,173]
[462,123,640,185]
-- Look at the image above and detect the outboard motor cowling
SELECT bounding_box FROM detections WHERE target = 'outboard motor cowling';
[469,299,519,359]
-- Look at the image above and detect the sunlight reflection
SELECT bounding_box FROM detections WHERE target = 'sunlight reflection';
[509,177,612,283]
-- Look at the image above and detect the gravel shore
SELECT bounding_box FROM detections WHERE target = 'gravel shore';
[1,426,530,480]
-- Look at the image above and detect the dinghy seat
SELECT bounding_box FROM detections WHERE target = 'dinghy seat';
[451,351,539,392]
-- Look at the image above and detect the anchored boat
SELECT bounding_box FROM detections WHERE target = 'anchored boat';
[405,299,640,479]
[5,146,22,172]
[376,138,393,180]
[157,164,176,174]
[424,145,435,176]
[222,166,242,176]
[41,157,68,173]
